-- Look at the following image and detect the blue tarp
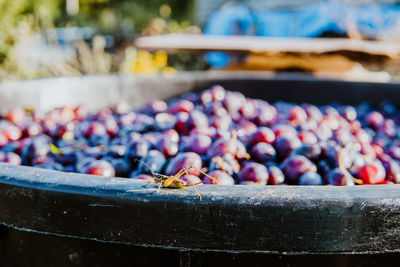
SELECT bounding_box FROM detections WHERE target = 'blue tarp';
[204,2,400,67]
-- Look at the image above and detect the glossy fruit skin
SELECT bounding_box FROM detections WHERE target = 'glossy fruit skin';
[85,160,115,177]
[298,131,318,144]
[267,165,285,185]
[299,172,324,185]
[187,110,209,130]
[84,121,107,138]
[288,105,307,126]
[168,99,194,113]
[111,158,131,177]
[237,162,269,185]
[207,139,237,159]
[23,122,43,137]
[280,155,317,184]
[251,142,276,163]
[137,150,166,175]
[155,135,178,157]
[249,127,275,146]
[1,86,400,187]
[275,136,301,159]
[357,162,386,184]
[291,144,321,161]
[179,174,202,186]
[203,170,235,185]
[125,140,149,163]
[365,111,384,129]
[382,159,400,184]
[326,168,355,186]
[185,134,212,155]
[7,107,26,126]
[165,152,202,176]
[0,151,21,165]
[20,137,50,165]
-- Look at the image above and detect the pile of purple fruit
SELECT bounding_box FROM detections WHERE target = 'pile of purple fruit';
[1,85,400,186]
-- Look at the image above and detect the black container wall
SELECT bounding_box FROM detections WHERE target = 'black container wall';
[0,73,400,266]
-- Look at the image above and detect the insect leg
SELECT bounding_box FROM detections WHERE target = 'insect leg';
[181,167,202,201]
[163,168,186,187]
[188,165,219,184]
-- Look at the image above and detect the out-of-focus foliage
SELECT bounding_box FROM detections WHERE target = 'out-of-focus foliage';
[0,0,61,77]
[0,0,200,80]
[63,0,195,33]
[119,3,203,76]
[120,49,176,75]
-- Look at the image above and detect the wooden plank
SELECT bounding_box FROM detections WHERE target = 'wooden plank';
[135,34,400,57]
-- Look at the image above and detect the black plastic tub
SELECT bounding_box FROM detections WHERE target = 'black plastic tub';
[0,73,399,266]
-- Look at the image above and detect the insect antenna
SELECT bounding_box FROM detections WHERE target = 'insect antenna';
[193,166,219,184]
[134,158,156,177]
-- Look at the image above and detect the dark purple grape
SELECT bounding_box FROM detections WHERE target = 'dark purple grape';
[340,106,357,121]
[382,159,400,184]
[187,110,208,130]
[210,85,226,101]
[237,162,269,185]
[291,144,321,161]
[143,100,167,114]
[76,157,96,173]
[207,139,237,159]
[223,91,246,114]
[155,135,178,157]
[165,152,202,176]
[0,151,21,165]
[106,145,127,158]
[251,142,276,163]
[203,170,235,185]
[179,174,202,186]
[184,134,212,155]
[155,113,176,130]
[357,162,386,184]
[85,160,115,177]
[111,158,131,177]
[35,161,64,171]
[298,131,318,144]
[275,135,301,159]
[365,111,384,129]
[272,124,297,139]
[137,150,166,175]
[174,112,189,134]
[168,99,194,113]
[280,155,317,184]
[20,137,50,165]
[84,121,106,137]
[125,139,149,163]
[1,85,400,189]
[267,166,285,185]
[89,134,110,146]
[303,104,323,121]
[326,168,354,186]
[317,160,331,178]
[299,172,323,185]
[249,127,275,146]
[288,105,307,126]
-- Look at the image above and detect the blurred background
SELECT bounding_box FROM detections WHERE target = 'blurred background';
[1,0,400,81]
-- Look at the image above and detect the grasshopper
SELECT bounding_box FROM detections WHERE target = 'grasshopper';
[135,159,218,200]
